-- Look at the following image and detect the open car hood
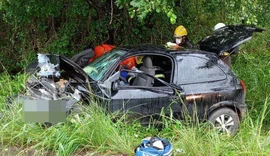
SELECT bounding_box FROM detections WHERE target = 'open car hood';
[198,25,264,55]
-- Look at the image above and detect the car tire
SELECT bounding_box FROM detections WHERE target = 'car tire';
[208,108,240,135]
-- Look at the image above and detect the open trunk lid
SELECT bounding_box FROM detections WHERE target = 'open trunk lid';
[198,25,264,56]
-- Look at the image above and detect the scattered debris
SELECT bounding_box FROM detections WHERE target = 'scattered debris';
[8,54,86,115]
[175,148,185,154]
[135,137,173,156]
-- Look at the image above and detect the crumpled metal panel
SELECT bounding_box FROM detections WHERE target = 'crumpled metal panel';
[37,54,60,77]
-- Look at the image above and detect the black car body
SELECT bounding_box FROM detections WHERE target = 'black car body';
[25,47,245,135]
[23,25,263,134]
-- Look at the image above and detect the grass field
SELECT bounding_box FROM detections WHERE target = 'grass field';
[0,32,270,155]
[0,97,269,155]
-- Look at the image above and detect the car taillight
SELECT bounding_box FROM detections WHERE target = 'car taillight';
[240,80,246,93]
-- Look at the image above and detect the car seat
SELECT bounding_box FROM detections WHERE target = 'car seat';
[132,56,155,87]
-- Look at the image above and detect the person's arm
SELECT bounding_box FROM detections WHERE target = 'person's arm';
[166,42,180,49]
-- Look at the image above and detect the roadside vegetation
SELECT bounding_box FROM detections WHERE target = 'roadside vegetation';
[0,0,269,155]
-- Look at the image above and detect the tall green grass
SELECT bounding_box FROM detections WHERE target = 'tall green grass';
[232,31,270,127]
[0,96,269,155]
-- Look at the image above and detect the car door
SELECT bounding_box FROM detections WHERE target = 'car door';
[174,54,229,120]
[107,72,177,121]
[109,86,174,119]
[98,74,180,121]
[99,52,182,122]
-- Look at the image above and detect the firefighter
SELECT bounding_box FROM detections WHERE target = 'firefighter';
[120,57,137,70]
[119,56,143,84]
[167,25,193,49]
[120,56,165,86]
[213,23,236,67]
[88,44,115,63]
[214,23,226,30]
[89,44,138,70]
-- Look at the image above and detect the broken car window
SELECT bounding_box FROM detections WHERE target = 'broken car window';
[83,49,126,81]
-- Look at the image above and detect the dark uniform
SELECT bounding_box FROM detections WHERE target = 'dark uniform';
[180,38,193,49]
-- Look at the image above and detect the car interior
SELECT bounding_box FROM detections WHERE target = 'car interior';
[118,54,172,87]
[131,56,155,86]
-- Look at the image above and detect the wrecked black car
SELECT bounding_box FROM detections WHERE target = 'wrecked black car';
[21,25,263,135]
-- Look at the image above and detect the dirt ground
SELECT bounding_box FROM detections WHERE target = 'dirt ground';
[0,146,129,156]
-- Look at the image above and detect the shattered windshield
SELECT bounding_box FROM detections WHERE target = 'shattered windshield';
[83,49,126,81]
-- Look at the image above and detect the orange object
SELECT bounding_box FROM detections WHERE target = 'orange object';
[102,44,115,51]
[89,44,115,63]
[120,57,136,69]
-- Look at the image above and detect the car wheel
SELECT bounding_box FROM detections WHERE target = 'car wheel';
[208,108,240,135]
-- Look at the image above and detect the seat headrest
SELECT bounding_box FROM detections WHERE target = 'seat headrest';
[143,57,153,68]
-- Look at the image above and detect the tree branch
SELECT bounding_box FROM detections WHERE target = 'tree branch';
[109,0,113,25]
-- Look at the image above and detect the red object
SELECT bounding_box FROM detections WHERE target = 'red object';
[240,80,246,93]
[102,44,115,51]
[120,57,136,69]
[89,44,115,63]
[88,44,135,70]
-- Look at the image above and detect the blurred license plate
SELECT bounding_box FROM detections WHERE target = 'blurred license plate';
[23,100,66,122]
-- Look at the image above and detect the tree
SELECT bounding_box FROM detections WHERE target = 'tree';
[115,0,177,24]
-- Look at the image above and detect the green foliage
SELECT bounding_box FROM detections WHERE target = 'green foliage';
[231,30,270,124]
[201,0,260,25]
[1,0,63,27]
[0,72,26,100]
[1,0,270,73]
[115,0,177,24]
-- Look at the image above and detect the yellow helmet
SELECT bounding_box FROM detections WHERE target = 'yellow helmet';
[174,25,187,37]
